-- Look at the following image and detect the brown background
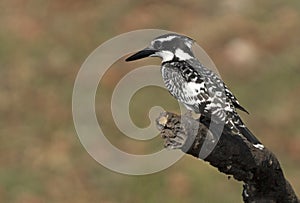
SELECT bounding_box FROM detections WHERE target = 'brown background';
[0,0,299,202]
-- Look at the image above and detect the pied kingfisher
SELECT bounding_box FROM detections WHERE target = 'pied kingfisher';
[126,33,263,148]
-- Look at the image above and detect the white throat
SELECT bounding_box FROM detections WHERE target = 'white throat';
[156,50,174,62]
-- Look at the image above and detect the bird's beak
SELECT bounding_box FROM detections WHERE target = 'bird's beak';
[125,48,157,62]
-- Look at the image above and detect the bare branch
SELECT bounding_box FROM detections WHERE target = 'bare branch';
[156,112,299,203]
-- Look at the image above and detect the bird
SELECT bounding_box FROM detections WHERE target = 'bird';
[125,33,263,149]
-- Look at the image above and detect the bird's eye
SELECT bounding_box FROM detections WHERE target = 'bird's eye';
[154,41,162,49]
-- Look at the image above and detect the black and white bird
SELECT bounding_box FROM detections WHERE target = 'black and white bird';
[126,33,263,149]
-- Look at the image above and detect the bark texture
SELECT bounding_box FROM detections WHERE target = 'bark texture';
[156,112,299,203]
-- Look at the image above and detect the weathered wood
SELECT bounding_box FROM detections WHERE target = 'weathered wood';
[156,112,299,203]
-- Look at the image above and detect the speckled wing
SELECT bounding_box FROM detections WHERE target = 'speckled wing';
[223,83,249,114]
[161,61,234,123]
[161,63,208,113]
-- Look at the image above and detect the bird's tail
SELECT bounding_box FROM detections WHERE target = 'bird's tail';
[232,115,261,145]
[237,124,261,144]
[200,114,262,145]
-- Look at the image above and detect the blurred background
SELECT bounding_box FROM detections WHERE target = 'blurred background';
[0,0,299,202]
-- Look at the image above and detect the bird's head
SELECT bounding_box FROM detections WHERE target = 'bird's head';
[126,33,195,63]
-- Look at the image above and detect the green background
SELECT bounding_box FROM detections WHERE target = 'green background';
[0,0,299,202]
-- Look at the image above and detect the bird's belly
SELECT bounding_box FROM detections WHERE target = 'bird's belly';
[183,82,205,96]
[163,76,204,106]
[162,66,209,113]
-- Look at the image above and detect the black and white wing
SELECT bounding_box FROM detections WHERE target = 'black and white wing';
[161,61,262,145]
[161,61,230,122]
[223,83,249,114]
